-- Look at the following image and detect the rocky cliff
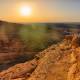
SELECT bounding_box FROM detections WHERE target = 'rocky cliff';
[0,34,80,80]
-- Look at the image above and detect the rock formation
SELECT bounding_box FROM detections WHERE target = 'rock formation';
[0,34,80,80]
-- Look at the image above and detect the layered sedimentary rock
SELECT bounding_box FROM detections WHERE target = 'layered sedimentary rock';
[0,34,80,80]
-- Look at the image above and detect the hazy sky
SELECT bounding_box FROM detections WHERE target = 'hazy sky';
[0,0,80,23]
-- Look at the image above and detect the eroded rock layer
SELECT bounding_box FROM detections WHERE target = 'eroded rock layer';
[0,34,80,80]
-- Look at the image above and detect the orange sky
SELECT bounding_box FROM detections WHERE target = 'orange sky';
[0,0,80,23]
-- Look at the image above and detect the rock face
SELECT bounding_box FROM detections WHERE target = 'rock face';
[0,21,25,64]
[0,38,25,64]
[0,59,38,80]
[0,34,80,80]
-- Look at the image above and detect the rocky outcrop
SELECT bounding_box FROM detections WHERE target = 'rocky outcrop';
[0,34,80,80]
[0,59,38,80]
[0,38,25,64]
[27,34,80,80]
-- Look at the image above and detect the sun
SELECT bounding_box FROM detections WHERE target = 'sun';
[20,6,32,16]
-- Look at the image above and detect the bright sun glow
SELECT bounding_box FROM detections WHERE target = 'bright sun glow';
[20,6,32,16]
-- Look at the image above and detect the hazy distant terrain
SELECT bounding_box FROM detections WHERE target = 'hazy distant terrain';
[0,21,80,53]
[0,21,80,80]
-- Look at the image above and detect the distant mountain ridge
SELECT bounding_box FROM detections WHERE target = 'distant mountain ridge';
[0,20,80,29]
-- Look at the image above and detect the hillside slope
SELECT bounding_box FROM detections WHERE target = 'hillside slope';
[0,34,80,80]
